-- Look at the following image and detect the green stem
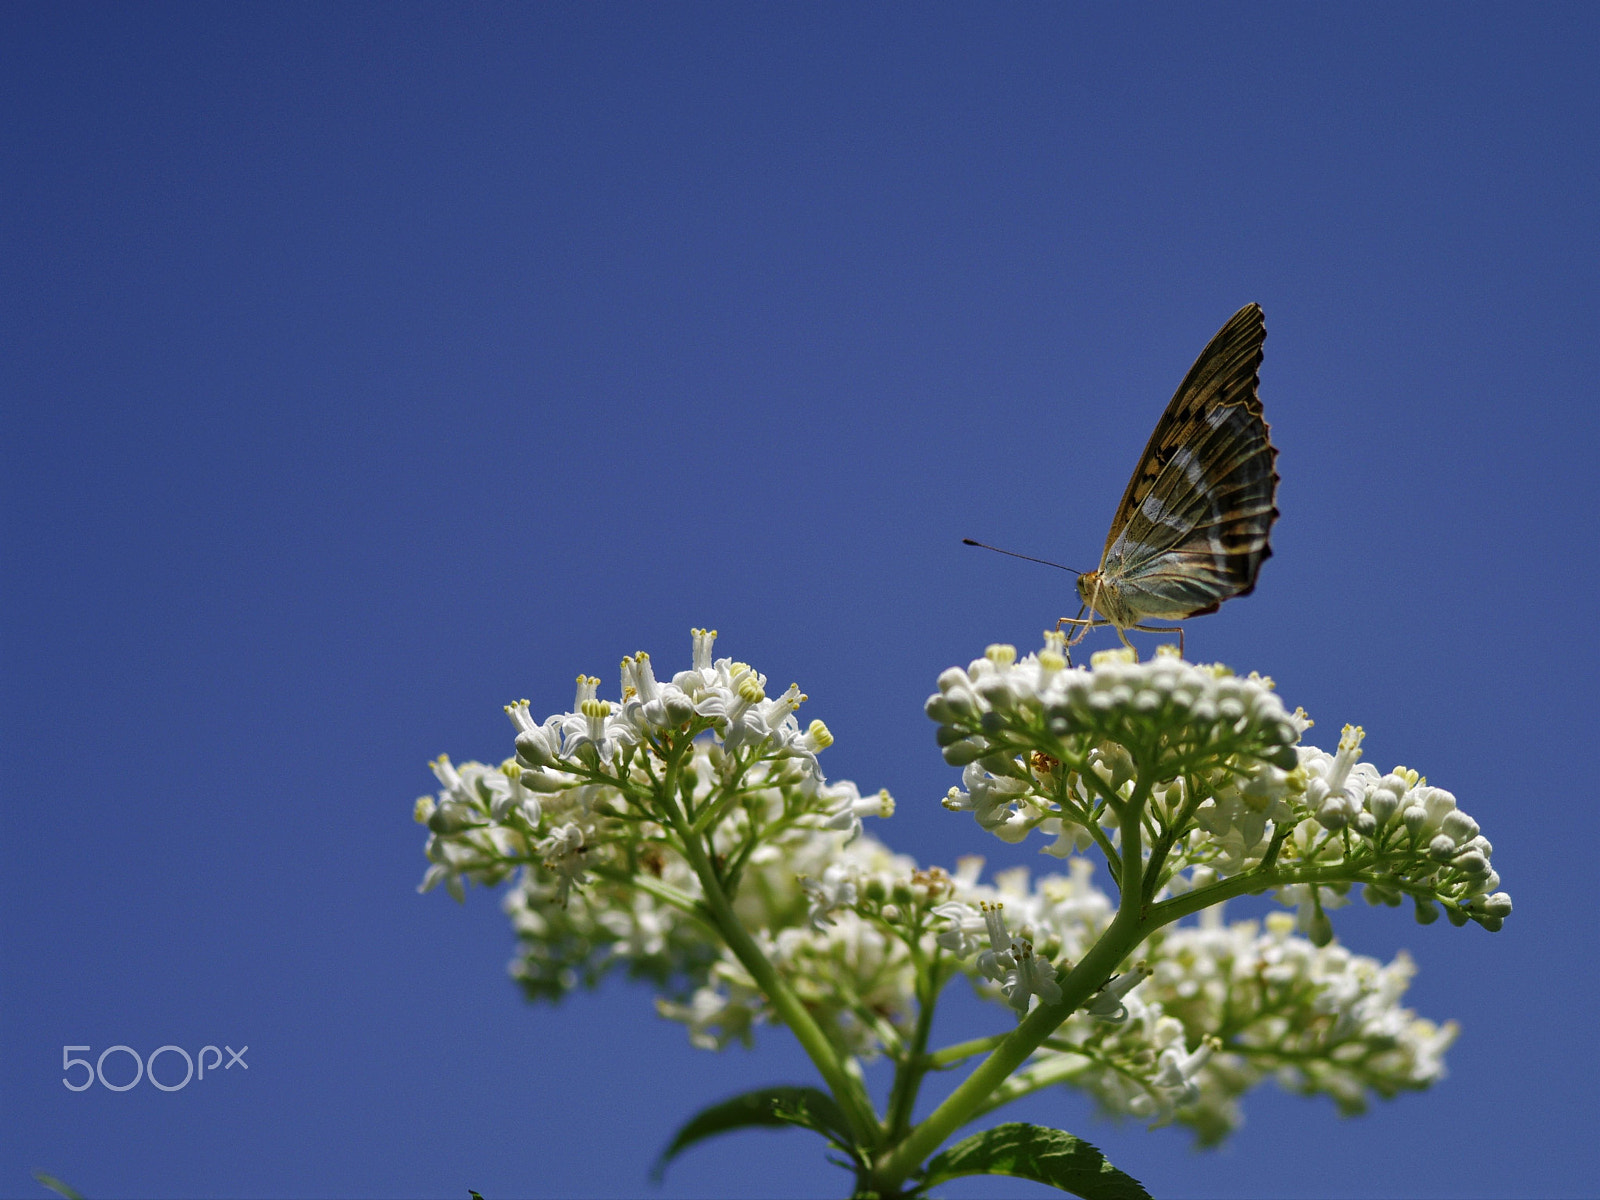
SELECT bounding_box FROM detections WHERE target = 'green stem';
[870,771,1153,1192]
[926,1033,1007,1069]
[1148,859,1430,928]
[970,1045,1146,1119]
[663,749,883,1151]
[871,904,1148,1189]
[884,951,944,1141]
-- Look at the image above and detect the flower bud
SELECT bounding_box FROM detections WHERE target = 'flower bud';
[519,769,571,793]
[1306,906,1334,946]
[1363,882,1401,906]
[1351,811,1377,837]
[428,802,482,835]
[1369,784,1401,828]
[515,730,554,768]
[1413,897,1440,925]
[943,739,987,766]
[1266,744,1300,769]
[1480,892,1513,918]
[661,693,696,725]
[979,752,1023,777]
[978,680,1018,713]
[1441,810,1480,844]
[1422,787,1457,824]
[1315,804,1348,832]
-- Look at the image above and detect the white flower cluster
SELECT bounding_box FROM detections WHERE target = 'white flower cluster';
[661,834,925,1059]
[928,639,1300,777]
[925,860,1452,1143]
[415,630,862,905]
[931,857,1114,1013]
[414,631,900,1030]
[928,637,1512,935]
[507,628,831,781]
[414,628,1487,1149]
[1282,725,1510,933]
[1129,910,1458,1142]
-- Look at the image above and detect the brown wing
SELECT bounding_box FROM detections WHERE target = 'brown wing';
[1098,304,1278,619]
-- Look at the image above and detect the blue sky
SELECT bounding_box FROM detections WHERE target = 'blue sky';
[3,4,1596,1198]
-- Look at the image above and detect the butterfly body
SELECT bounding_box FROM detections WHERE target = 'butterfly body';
[1068,303,1278,649]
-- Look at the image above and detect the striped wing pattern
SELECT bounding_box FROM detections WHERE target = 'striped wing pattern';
[1096,303,1278,622]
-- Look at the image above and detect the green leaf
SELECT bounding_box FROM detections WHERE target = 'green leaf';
[651,1085,855,1182]
[33,1172,85,1200]
[920,1123,1150,1200]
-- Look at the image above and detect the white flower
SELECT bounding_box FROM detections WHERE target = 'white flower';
[1153,1035,1221,1106]
[1302,724,1374,830]
[821,781,895,842]
[620,651,696,730]
[655,985,757,1051]
[1003,939,1062,1014]
[547,674,630,764]
[507,700,565,768]
[928,638,1301,853]
[689,658,774,753]
[536,822,589,905]
[1038,815,1095,857]
[1085,960,1153,1023]
[417,833,482,902]
[933,900,987,958]
[800,863,859,930]
[942,762,1036,843]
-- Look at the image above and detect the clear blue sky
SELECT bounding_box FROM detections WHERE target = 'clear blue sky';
[4,4,1595,1198]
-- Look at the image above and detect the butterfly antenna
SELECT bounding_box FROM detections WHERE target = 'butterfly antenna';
[962,539,1084,576]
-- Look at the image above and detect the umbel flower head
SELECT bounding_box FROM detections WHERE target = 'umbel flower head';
[413,628,1507,1151]
[414,630,902,1009]
[928,638,1510,938]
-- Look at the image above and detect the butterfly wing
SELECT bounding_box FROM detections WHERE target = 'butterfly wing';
[1097,303,1278,621]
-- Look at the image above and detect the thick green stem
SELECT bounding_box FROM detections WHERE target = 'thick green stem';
[870,772,1154,1192]
[870,904,1148,1189]
[663,748,883,1150]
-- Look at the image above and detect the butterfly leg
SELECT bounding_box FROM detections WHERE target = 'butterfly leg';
[1113,624,1138,656]
[1056,602,1107,651]
[1055,613,1096,666]
[1056,614,1103,648]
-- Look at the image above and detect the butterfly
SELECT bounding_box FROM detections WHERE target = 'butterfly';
[1060,303,1278,654]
